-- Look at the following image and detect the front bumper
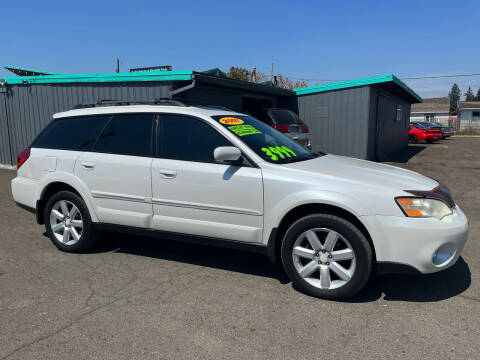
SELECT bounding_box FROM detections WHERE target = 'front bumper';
[362,205,468,274]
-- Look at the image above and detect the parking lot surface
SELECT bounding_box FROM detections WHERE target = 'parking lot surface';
[1,137,479,360]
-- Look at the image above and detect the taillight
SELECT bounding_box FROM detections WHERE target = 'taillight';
[17,147,31,169]
[301,124,309,133]
[272,124,289,133]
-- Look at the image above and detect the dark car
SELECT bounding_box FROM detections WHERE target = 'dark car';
[246,108,311,148]
[412,122,453,139]
[431,122,454,138]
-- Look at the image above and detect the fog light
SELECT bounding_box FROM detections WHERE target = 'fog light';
[432,243,456,266]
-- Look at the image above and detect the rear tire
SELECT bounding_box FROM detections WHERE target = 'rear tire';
[281,214,373,300]
[409,134,418,143]
[44,191,98,252]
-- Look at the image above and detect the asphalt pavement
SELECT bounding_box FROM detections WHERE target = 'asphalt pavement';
[1,137,479,360]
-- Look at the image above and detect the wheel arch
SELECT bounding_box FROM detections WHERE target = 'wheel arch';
[266,203,376,265]
[36,180,96,224]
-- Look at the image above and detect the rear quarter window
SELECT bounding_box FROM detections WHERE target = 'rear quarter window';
[32,115,110,151]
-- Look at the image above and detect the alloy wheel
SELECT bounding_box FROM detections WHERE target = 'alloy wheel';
[49,200,83,246]
[292,228,356,290]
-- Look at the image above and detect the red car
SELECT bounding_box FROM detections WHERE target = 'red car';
[409,122,442,143]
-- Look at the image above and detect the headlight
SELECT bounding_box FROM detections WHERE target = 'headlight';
[396,197,453,220]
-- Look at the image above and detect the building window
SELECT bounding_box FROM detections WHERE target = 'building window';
[396,105,403,121]
[424,114,435,122]
[473,111,480,121]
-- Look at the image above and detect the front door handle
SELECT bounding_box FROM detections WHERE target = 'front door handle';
[81,162,96,170]
[159,169,177,179]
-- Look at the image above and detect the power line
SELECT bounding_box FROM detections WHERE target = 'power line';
[282,73,480,83]
[401,73,480,80]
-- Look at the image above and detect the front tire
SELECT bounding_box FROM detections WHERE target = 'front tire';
[281,214,373,300]
[44,191,97,252]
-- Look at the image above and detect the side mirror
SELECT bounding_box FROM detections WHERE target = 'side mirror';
[214,146,242,164]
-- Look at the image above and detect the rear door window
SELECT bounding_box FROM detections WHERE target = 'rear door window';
[92,114,154,157]
[32,115,110,151]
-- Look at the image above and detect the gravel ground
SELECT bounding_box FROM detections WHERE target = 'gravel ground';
[0,137,479,360]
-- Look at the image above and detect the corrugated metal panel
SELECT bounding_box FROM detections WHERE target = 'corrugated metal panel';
[1,82,170,165]
[297,87,371,159]
[373,87,410,161]
[181,86,244,112]
[0,93,13,164]
[180,86,279,112]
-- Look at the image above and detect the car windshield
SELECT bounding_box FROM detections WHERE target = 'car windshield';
[212,115,319,164]
[267,109,302,125]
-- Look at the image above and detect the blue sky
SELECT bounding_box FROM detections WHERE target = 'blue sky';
[2,0,479,98]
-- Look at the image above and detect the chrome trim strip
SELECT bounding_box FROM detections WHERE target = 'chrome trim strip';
[151,198,262,216]
[91,191,147,203]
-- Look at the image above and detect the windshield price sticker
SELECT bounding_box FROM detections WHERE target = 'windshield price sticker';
[261,146,297,161]
[219,117,244,125]
[228,124,262,136]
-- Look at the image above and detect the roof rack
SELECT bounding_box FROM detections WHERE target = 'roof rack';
[72,98,231,111]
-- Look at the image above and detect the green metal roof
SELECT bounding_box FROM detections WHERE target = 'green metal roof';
[4,65,59,76]
[1,70,194,85]
[293,74,423,103]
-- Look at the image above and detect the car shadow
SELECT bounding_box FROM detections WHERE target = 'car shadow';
[81,232,471,302]
[91,232,291,284]
[349,257,471,303]
[382,144,427,163]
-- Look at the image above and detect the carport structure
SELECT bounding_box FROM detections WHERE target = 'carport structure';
[0,68,421,165]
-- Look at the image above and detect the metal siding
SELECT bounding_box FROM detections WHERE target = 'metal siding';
[179,87,243,112]
[298,87,371,159]
[0,93,13,164]
[180,86,277,113]
[373,87,410,161]
[0,82,170,165]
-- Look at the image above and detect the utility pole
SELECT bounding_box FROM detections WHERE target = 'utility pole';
[115,58,120,73]
[270,63,274,82]
[251,66,256,82]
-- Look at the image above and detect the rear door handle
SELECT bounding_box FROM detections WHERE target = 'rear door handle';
[81,162,96,170]
[159,169,177,179]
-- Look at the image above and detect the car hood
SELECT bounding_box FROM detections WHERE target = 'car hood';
[283,154,438,191]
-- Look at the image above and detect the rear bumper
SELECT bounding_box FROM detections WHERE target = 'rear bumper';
[362,205,468,274]
[11,176,39,210]
[424,133,441,141]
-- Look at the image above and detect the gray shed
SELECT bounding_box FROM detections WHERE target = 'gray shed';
[293,75,422,161]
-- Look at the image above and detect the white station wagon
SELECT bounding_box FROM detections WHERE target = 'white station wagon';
[12,100,469,299]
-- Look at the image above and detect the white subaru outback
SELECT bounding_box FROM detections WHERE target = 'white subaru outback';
[11,101,469,299]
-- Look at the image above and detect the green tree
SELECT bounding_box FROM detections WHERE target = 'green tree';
[227,66,307,89]
[449,83,461,115]
[475,88,480,101]
[464,86,475,101]
[227,67,251,81]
